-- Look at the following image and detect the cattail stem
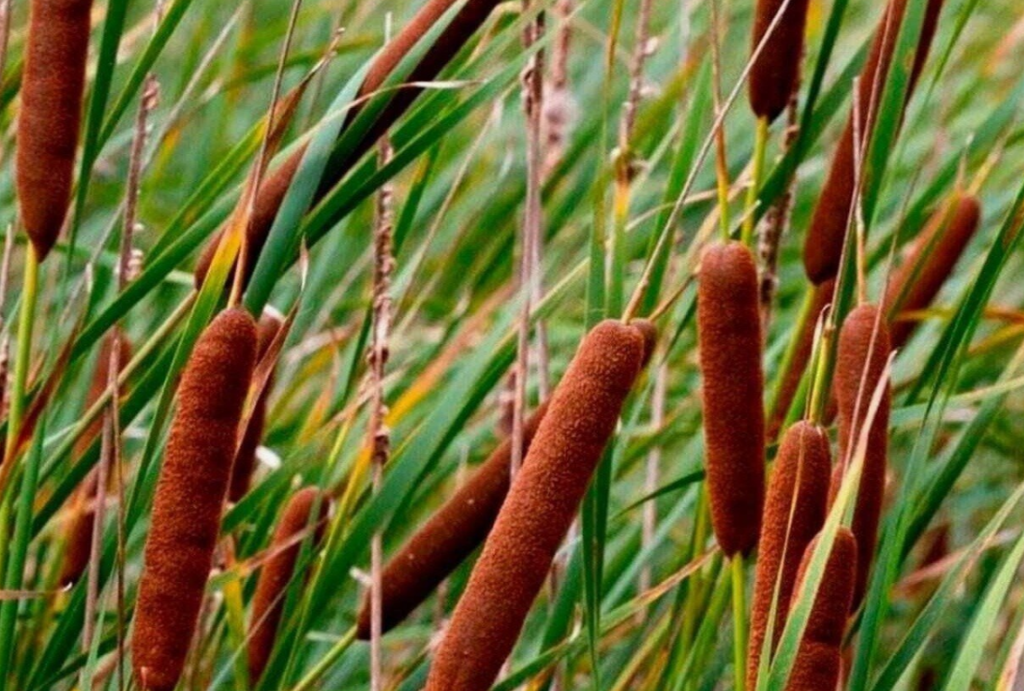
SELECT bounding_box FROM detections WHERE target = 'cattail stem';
[731,556,749,691]
[742,118,769,247]
[710,0,731,240]
[290,626,358,691]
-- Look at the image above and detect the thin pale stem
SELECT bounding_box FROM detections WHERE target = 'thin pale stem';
[731,555,748,691]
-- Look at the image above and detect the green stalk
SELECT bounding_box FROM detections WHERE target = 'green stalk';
[3,245,39,465]
[731,555,749,691]
[741,118,769,247]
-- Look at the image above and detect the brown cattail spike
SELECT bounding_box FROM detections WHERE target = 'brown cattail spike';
[802,0,945,284]
[425,320,650,691]
[132,309,258,691]
[784,528,858,691]
[229,311,284,502]
[747,421,831,689]
[833,304,891,608]
[748,0,812,122]
[16,0,93,260]
[356,401,550,639]
[697,241,766,556]
[248,487,329,685]
[884,195,981,348]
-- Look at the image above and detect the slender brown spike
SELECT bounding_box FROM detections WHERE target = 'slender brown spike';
[228,311,284,502]
[784,528,858,691]
[884,195,981,349]
[697,241,766,556]
[60,336,133,586]
[194,0,505,289]
[748,0,812,122]
[248,487,329,685]
[802,0,946,284]
[132,309,258,691]
[424,320,649,691]
[355,401,549,640]
[15,0,92,261]
[629,318,659,367]
[746,421,831,689]
[833,304,891,608]
[769,278,835,439]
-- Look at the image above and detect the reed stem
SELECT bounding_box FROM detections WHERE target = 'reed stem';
[741,118,769,247]
[3,244,38,466]
[731,555,748,691]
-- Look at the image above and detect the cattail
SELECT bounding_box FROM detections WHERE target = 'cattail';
[884,194,981,348]
[248,487,329,685]
[802,0,945,284]
[833,304,890,607]
[194,0,505,288]
[748,0,812,122]
[132,309,257,691]
[697,241,766,556]
[769,279,835,439]
[16,0,93,261]
[747,421,831,689]
[229,311,284,502]
[631,318,659,367]
[61,337,133,586]
[784,528,857,691]
[424,320,650,691]
[355,401,549,639]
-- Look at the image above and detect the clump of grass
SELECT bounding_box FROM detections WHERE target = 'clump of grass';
[131,308,258,691]
[884,194,981,348]
[833,303,891,607]
[355,400,549,639]
[784,528,858,690]
[15,0,92,260]
[697,241,765,556]
[424,320,650,691]
[747,420,831,688]
[248,486,329,685]
[748,0,812,122]
[229,310,284,502]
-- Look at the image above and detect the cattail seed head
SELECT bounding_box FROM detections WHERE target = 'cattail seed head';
[697,241,766,556]
[425,320,649,691]
[248,487,329,685]
[747,421,831,689]
[784,528,857,691]
[834,304,891,608]
[802,0,945,284]
[355,401,549,640]
[132,308,258,691]
[748,0,813,122]
[229,311,284,502]
[16,0,92,261]
[884,194,980,348]
[630,318,659,367]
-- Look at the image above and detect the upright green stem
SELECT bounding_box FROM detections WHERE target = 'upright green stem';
[741,118,769,247]
[731,555,748,691]
[3,245,39,466]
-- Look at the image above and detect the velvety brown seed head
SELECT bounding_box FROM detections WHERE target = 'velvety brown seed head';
[229,311,284,502]
[697,241,766,556]
[356,401,550,640]
[834,304,891,608]
[748,0,813,121]
[630,319,658,367]
[248,487,329,685]
[747,421,831,689]
[769,279,835,439]
[132,309,258,691]
[884,195,980,348]
[424,320,647,691]
[16,0,92,261]
[802,0,945,284]
[784,528,857,691]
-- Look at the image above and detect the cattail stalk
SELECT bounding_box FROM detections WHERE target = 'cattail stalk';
[746,421,831,689]
[132,309,257,691]
[833,304,891,607]
[697,241,766,556]
[425,320,650,691]
[247,487,329,685]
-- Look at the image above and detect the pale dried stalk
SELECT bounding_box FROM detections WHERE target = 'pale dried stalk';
[758,98,799,328]
[541,0,574,177]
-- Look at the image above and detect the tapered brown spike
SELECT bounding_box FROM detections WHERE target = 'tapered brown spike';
[884,195,981,348]
[784,528,858,691]
[424,320,650,691]
[747,421,831,689]
[132,309,258,691]
[802,0,946,284]
[832,304,891,608]
[16,0,93,261]
[697,241,766,556]
[355,401,549,639]
[247,487,329,685]
[748,0,812,122]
